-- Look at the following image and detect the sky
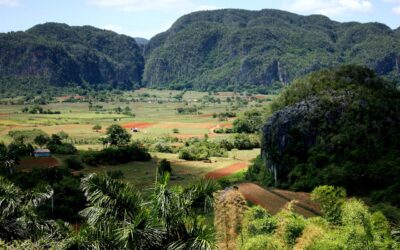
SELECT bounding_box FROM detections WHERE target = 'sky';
[0,0,399,39]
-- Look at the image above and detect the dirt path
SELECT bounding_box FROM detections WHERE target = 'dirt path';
[237,183,318,217]
[205,162,248,179]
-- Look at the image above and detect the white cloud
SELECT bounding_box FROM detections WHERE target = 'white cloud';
[381,0,400,15]
[101,22,173,39]
[282,0,373,16]
[88,0,217,12]
[0,0,20,7]
[393,5,400,14]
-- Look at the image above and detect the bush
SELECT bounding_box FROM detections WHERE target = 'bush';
[8,142,34,157]
[64,157,83,170]
[233,110,264,133]
[151,142,174,153]
[81,143,151,166]
[233,134,260,150]
[178,139,227,161]
[172,128,179,134]
[48,142,77,154]
[311,185,346,225]
[158,159,172,175]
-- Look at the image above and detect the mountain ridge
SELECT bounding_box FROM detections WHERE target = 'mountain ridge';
[0,22,144,89]
[0,9,399,92]
[143,9,400,91]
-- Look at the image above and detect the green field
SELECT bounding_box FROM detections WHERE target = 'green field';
[1,88,272,186]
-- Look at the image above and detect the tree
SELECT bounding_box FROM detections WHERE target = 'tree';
[233,110,264,134]
[79,174,162,249]
[311,185,346,224]
[0,176,55,242]
[56,131,69,140]
[0,143,17,175]
[34,134,50,147]
[103,124,131,147]
[92,124,102,132]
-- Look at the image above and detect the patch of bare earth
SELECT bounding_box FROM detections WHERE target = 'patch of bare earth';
[237,183,319,217]
[205,162,248,179]
[122,122,154,129]
[17,157,60,172]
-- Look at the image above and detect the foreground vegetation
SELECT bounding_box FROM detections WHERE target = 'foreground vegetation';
[0,66,400,249]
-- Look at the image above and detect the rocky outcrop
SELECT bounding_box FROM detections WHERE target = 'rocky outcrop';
[261,94,353,186]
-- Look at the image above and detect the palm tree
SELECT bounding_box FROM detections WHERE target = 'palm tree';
[151,173,218,249]
[0,143,17,175]
[0,176,55,242]
[79,174,163,249]
[78,173,218,250]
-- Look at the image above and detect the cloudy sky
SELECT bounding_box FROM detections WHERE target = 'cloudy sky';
[0,0,399,39]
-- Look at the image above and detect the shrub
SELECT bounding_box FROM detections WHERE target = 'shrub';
[151,142,174,153]
[172,128,179,134]
[233,110,264,133]
[48,142,77,154]
[233,134,260,150]
[158,159,172,175]
[178,140,227,161]
[81,143,151,166]
[64,157,83,170]
[240,235,284,250]
[311,185,346,224]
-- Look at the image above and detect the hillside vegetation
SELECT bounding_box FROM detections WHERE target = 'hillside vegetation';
[0,23,144,89]
[144,9,400,91]
[260,65,400,206]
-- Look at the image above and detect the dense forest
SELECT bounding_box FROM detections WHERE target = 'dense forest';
[0,23,144,90]
[0,9,399,93]
[144,9,400,91]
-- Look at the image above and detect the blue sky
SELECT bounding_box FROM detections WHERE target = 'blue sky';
[0,0,399,39]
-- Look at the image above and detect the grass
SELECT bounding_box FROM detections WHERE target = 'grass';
[3,89,273,188]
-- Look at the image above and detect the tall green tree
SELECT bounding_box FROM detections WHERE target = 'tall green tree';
[102,124,131,147]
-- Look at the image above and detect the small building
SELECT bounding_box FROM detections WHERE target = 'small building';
[34,149,51,157]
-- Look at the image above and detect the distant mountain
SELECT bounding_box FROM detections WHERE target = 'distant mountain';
[144,9,400,91]
[134,37,149,46]
[0,23,144,89]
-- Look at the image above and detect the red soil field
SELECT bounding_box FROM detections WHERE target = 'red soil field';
[205,162,248,179]
[237,183,318,217]
[156,122,215,129]
[271,188,321,214]
[18,157,60,172]
[122,122,154,129]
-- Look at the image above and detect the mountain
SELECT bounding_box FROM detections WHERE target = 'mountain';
[144,9,400,91]
[0,23,144,89]
[134,37,149,46]
[260,65,400,205]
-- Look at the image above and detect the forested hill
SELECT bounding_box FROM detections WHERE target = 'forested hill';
[144,9,400,91]
[1,10,399,92]
[0,23,144,89]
